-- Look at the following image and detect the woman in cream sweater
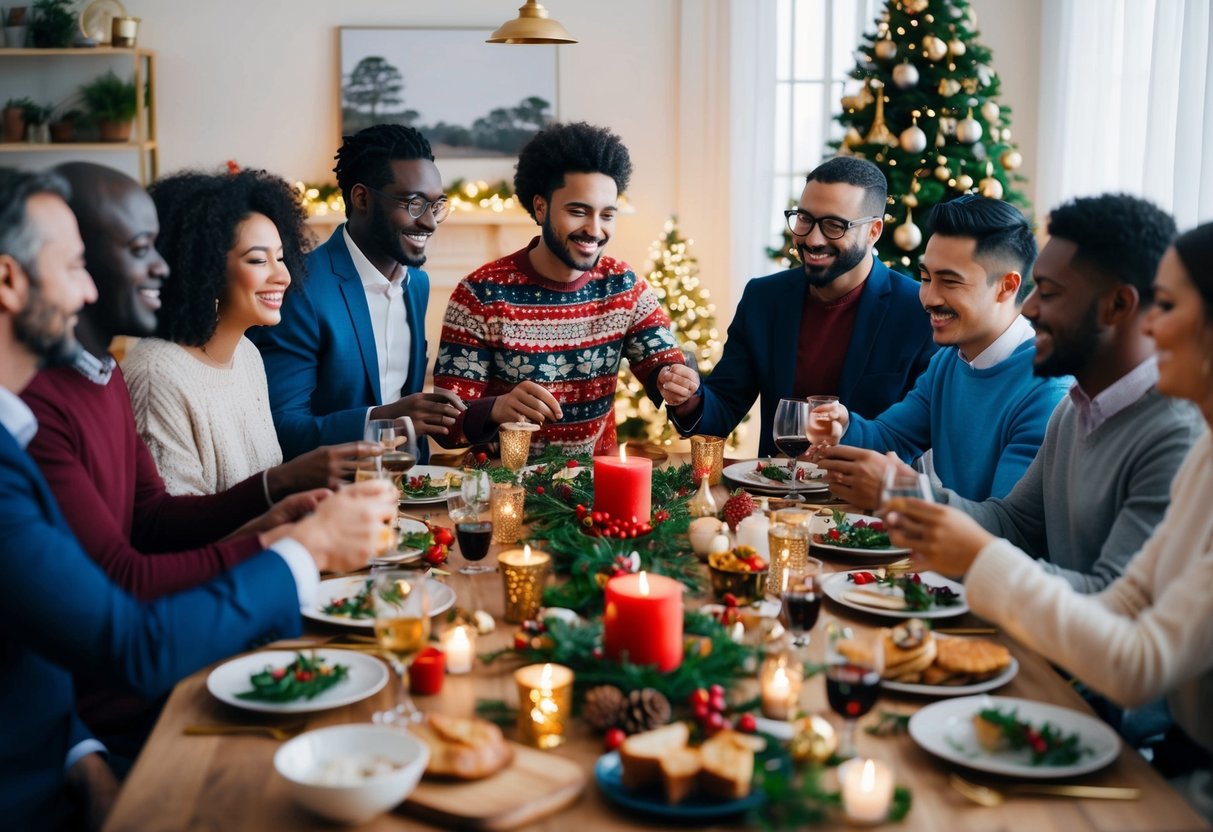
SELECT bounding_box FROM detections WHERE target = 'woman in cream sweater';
[124,169,373,497]
[886,222,1213,820]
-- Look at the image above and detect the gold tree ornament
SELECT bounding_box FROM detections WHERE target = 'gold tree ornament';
[956,107,984,143]
[892,61,920,89]
[843,126,863,148]
[981,100,1000,123]
[899,113,927,154]
[874,35,898,61]
[904,0,929,13]
[1000,149,1023,170]
[979,175,1004,200]
[948,38,966,57]
[894,210,923,251]
[864,83,895,145]
[938,78,962,97]
[955,173,974,192]
[922,34,948,62]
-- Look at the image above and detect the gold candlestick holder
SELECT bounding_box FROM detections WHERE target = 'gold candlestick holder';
[491,483,525,544]
[498,545,551,623]
[768,523,809,591]
[690,434,726,485]
[499,421,539,471]
[514,663,574,748]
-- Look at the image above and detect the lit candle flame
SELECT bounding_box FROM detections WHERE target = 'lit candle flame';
[540,662,553,687]
[522,544,531,563]
[781,548,791,591]
[638,571,650,596]
[861,758,876,791]
[772,665,790,693]
[619,444,627,462]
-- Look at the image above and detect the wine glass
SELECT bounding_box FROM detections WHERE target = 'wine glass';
[879,465,934,515]
[449,475,493,576]
[380,417,419,491]
[371,568,430,725]
[779,557,823,648]
[806,395,841,446]
[826,620,884,759]
[362,418,397,480]
[773,398,812,501]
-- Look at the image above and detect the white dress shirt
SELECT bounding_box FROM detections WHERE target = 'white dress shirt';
[964,314,1036,369]
[343,226,411,404]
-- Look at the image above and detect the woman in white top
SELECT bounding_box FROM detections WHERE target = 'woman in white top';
[886,221,1213,820]
[124,169,374,496]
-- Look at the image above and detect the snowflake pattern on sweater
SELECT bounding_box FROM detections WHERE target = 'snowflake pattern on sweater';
[435,241,684,456]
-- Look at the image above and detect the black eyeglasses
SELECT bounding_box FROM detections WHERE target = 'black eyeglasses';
[361,185,450,223]
[784,209,880,239]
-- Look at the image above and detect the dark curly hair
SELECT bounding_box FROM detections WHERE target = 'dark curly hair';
[1173,222,1213,319]
[333,124,434,206]
[929,194,1038,302]
[514,122,632,221]
[149,168,308,347]
[1046,194,1177,303]
[806,157,888,216]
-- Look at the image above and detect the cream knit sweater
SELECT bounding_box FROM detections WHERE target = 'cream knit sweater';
[122,337,283,496]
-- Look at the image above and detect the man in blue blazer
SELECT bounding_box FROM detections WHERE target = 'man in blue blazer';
[253,125,464,461]
[662,157,936,456]
[0,169,396,830]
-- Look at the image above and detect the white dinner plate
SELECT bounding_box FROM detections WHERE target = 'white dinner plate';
[908,695,1121,778]
[810,513,911,558]
[820,569,968,619]
[302,575,456,629]
[370,518,428,565]
[397,465,462,505]
[206,649,388,714]
[884,655,1019,697]
[722,459,830,494]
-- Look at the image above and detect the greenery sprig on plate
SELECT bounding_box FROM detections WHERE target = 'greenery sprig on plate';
[237,652,350,702]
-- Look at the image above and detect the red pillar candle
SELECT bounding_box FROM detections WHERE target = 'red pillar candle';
[593,446,652,523]
[407,646,445,695]
[603,571,684,672]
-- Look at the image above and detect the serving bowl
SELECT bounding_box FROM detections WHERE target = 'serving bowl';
[707,564,769,605]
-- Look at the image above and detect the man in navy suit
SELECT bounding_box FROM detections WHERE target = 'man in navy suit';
[253,124,464,460]
[661,157,936,456]
[0,168,395,830]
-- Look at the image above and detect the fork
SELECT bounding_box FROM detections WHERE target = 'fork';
[949,773,1141,806]
[184,721,307,741]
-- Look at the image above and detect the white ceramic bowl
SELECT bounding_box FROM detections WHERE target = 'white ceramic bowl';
[274,724,429,825]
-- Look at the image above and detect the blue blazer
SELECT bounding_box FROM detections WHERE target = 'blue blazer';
[0,425,300,827]
[252,226,430,460]
[676,257,937,457]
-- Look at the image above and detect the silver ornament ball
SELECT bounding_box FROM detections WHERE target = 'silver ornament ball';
[980,101,1000,123]
[894,220,923,251]
[956,116,984,143]
[892,62,920,89]
[899,125,928,154]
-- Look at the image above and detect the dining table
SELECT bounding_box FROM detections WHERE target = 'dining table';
[103,452,1211,832]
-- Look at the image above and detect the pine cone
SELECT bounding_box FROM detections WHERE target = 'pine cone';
[583,685,626,731]
[620,688,672,733]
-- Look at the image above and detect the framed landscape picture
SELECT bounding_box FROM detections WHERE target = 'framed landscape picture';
[338,27,560,159]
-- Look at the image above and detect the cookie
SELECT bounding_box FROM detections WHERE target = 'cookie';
[934,637,1010,675]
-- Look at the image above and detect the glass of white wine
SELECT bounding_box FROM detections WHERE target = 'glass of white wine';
[879,466,934,514]
[379,417,418,491]
[371,568,430,725]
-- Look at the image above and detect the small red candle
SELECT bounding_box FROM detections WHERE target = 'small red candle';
[594,446,652,523]
[408,646,445,695]
[603,571,683,672]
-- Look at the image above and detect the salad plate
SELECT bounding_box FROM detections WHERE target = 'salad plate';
[369,517,427,565]
[723,459,829,494]
[820,569,968,619]
[302,575,456,629]
[206,649,388,714]
[810,512,910,558]
[397,465,462,505]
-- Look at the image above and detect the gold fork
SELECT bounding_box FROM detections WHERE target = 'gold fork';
[949,773,1141,806]
[183,722,307,741]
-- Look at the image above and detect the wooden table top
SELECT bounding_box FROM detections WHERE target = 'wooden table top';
[104,466,1210,832]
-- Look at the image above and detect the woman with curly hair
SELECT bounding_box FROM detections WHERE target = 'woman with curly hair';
[123,168,375,496]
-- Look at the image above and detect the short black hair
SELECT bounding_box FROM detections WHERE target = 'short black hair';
[514,122,633,221]
[1046,194,1176,302]
[928,195,1038,302]
[805,157,888,216]
[1173,222,1213,319]
[333,124,435,206]
[150,168,308,347]
[0,168,70,280]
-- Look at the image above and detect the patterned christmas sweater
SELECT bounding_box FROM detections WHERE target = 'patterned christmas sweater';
[434,238,685,456]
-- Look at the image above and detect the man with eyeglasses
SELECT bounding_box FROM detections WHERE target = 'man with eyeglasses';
[253,124,464,461]
[665,156,936,457]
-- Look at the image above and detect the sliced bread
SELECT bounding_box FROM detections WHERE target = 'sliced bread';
[619,722,689,790]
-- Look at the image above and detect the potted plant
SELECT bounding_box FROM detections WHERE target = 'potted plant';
[80,71,138,142]
[49,107,86,142]
[29,0,75,48]
[22,101,52,143]
[2,97,33,142]
[3,7,29,48]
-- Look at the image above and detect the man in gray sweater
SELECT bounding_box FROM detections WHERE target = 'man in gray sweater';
[943,194,1204,592]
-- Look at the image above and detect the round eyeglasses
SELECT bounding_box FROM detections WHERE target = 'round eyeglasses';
[784,209,880,239]
[362,184,450,223]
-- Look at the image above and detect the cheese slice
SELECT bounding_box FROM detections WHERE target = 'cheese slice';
[842,588,909,610]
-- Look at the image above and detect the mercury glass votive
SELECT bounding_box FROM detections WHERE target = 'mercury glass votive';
[498,544,551,623]
[690,434,726,485]
[514,662,574,748]
[768,522,810,590]
[491,483,525,544]
[499,421,539,471]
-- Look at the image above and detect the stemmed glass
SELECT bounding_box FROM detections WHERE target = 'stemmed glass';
[879,465,934,514]
[380,417,419,491]
[826,620,884,759]
[450,470,493,576]
[359,418,397,481]
[773,398,812,501]
[371,568,430,726]
[806,395,841,446]
[779,557,824,649]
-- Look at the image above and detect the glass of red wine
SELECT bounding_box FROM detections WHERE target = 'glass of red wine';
[773,398,812,501]
[449,473,493,576]
[779,557,823,648]
[826,620,884,759]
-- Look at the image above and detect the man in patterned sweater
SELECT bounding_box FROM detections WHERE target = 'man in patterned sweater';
[434,122,689,456]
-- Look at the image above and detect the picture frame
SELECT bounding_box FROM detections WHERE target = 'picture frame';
[338,27,560,161]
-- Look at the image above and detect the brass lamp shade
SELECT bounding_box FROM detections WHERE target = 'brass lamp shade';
[486,0,578,44]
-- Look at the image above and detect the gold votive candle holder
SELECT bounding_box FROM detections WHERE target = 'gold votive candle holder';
[690,434,726,485]
[768,523,809,592]
[491,483,525,544]
[759,652,803,721]
[514,662,574,749]
[111,16,140,47]
[498,544,551,623]
[499,421,539,471]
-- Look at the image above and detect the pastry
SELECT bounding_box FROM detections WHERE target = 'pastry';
[412,713,514,780]
[934,636,1011,675]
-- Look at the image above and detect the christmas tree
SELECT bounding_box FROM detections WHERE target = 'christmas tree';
[833,0,1030,270]
[616,218,724,446]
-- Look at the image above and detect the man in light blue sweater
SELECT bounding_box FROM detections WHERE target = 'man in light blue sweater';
[815,196,1070,507]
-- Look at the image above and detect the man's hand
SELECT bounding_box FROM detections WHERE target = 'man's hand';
[807,400,848,448]
[373,389,466,437]
[885,497,995,577]
[66,752,119,832]
[489,380,563,425]
[658,364,699,406]
[289,480,398,572]
[234,488,330,545]
[813,448,911,512]
[267,441,381,497]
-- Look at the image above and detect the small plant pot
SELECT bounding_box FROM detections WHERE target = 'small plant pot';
[2,107,26,142]
[27,122,49,144]
[3,25,28,48]
[49,120,75,142]
[97,119,132,142]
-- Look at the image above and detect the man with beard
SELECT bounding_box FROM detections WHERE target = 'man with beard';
[253,124,464,460]
[664,157,936,457]
[813,195,1070,504]
[433,122,686,456]
[0,168,395,829]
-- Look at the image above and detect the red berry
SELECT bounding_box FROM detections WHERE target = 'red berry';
[424,544,447,565]
[705,711,727,732]
[575,504,587,516]
[432,527,454,546]
[722,592,739,608]
[271,667,287,681]
[591,647,604,659]
[737,713,758,733]
[690,688,710,708]
[566,459,578,468]
[604,728,626,751]
[513,633,529,650]
[475,451,488,464]
[535,486,545,495]
[294,669,314,682]
[709,684,726,699]
[709,691,727,714]
[692,701,710,721]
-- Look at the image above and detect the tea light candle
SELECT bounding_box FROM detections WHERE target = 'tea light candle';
[491,483,525,543]
[735,512,771,559]
[689,434,726,485]
[440,624,475,674]
[498,544,552,623]
[759,654,803,720]
[514,662,574,748]
[593,446,652,524]
[603,571,683,672]
[499,420,539,471]
[839,758,894,824]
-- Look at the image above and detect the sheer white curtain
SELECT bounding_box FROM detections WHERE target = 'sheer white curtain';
[1037,0,1213,229]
